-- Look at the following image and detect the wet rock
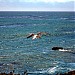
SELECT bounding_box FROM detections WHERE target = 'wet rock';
[0,70,75,75]
[52,47,63,50]
[0,70,28,75]
[56,70,75,75]
[67,70,75,75]
[24,70,28,75]
[0,72,20,75]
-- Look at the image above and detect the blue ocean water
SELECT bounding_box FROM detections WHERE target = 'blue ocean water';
[0,11,75,75]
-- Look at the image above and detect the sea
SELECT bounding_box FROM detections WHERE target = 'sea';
[0,11,75,75]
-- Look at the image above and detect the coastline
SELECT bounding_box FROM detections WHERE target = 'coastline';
[0,70,75,75]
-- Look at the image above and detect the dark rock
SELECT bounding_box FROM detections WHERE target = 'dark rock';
[66,70,75,75]
[24,70,28,75]
[52,47,63,50]
[56,70,75,75]
[0,72,20,75]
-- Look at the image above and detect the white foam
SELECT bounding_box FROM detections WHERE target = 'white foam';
[59,49,71,52]
[28,70,46,74]
[28,66,58,74]
[47,66,58,74]
[32,35,37,40]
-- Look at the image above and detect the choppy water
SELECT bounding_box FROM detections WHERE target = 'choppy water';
[0,11,75,75]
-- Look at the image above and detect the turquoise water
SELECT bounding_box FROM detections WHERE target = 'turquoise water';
[0,12,75,74]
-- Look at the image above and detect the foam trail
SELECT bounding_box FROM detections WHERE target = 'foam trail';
[58,49,75,54]
[28,70,46,74]
[59,49,71,52]
[47,66,59,74]
[28,66,59,74]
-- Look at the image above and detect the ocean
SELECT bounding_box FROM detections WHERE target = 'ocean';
[0,11,75,75]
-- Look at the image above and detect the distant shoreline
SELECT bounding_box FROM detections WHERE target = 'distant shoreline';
[0,11,74,12]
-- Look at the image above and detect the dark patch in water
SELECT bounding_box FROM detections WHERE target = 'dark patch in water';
[11,62,21,65]
[0,63,4,66]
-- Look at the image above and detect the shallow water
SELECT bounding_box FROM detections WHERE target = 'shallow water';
[0,12,75,74]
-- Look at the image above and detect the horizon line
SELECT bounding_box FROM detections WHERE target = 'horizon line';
[0,10,75,12]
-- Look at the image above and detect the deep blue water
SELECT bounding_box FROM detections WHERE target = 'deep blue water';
[0,11,75,75]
